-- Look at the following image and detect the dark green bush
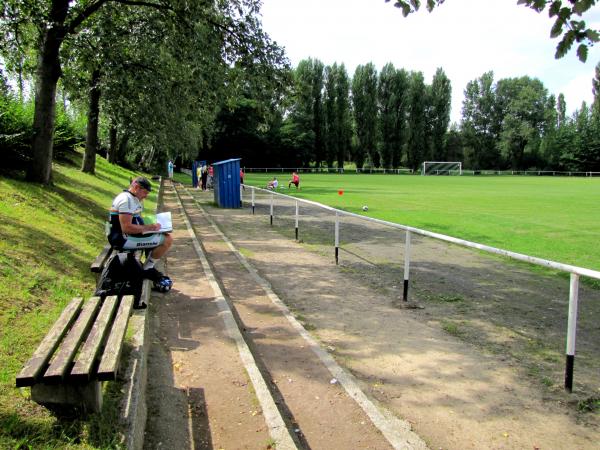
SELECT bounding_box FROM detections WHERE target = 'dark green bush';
[0,91,85,172]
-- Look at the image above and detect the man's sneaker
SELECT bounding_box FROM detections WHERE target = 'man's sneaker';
[154,276,173,293]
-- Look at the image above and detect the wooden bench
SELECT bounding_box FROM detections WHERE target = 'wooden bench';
[16,294,135,413]
[16,245,150,413]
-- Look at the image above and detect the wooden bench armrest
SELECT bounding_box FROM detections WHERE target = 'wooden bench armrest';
[16,297,84,387]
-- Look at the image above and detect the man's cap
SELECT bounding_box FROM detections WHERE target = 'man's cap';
[133,176,152,191]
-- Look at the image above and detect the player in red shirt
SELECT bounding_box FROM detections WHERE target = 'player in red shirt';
[288,171,300,189]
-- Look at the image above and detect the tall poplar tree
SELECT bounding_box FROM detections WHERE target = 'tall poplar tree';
[322,63,352,168]
[429,67,452,160]
[335,64,352,168]
[405,71,427,170]
[352,63,378,168]
[378,63,397,168]
[312,59,325,167]
[324,64,338,167]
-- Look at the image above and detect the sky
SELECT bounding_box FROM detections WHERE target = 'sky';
[259,0,600,124]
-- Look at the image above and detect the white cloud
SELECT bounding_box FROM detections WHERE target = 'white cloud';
[260,0,600,123]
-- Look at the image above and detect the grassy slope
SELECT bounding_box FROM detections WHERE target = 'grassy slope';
[246,173,600,272]
[0,151,158,449]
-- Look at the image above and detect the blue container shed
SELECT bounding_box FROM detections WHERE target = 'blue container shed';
[212,158,241,208]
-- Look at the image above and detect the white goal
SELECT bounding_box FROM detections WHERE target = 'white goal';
[421,161,462,176]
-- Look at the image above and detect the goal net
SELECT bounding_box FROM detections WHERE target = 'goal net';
[421,161,462,176]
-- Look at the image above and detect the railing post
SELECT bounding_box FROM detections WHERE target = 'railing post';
[565,273,579,392]
[403,230,412,302]
[295,201,299,241]
[334,212,340,265]
[270,192,274,226]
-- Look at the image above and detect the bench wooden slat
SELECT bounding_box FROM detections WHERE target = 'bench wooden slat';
[16,298,84,387]
[97,295,134,381]
[70,296,119,382]
[91,244,114,273]
[43,297,101,383]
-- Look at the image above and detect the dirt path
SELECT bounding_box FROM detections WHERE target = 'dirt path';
[145,182,426,449]
[186,186,600,450]
[144,187,273,449]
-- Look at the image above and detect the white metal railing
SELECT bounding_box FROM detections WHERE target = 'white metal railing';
[244,185,599,393]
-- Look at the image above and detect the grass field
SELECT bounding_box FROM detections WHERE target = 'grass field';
[245,172,600,273]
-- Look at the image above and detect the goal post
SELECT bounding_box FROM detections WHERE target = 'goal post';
[421,161,463,176]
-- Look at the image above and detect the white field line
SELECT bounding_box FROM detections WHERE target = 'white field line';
[186,187,429,450]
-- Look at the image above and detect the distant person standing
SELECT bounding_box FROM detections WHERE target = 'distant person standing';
[196,164,202,189]
[208,165,214,189]
[201,165,208,191]
[167,160,174,179]
[288,171,300,189]
[240,168,245,190]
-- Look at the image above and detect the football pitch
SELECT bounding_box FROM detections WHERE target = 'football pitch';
[245,173,600,272]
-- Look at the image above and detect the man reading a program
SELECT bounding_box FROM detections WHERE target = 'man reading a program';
[108,176,173,273]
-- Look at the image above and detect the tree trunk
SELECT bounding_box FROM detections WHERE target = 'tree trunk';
[26,0,69,184]
[27,32,63,184]
[108,125,118,164]
[82,69,101,174]
[117,133,130,164]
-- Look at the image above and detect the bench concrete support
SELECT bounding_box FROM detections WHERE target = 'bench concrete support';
[31,381,103,413]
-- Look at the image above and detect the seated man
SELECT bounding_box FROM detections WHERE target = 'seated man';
[266,177,279,190]
[108,176,173,289]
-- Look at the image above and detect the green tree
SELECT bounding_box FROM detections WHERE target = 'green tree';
[445,123,464,162]
[335,64,352,168]
[324,64,338,167]
[461,71,502,169]
[387,0,599,62]
[377,64,410,168]
[377,63,397,168]
[312,59,325,167]
[0,0,285,184]
[323,63,352,168]
[406,71,427,171]
[539,94,560,169]
[352,63,378,168]
[496,76,549,169]
[288,58,326,166]
[429,67,452,160]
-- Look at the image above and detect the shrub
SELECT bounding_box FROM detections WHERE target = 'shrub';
[0,92,85,173]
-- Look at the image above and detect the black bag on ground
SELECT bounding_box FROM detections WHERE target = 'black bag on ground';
[95,252,145,302]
